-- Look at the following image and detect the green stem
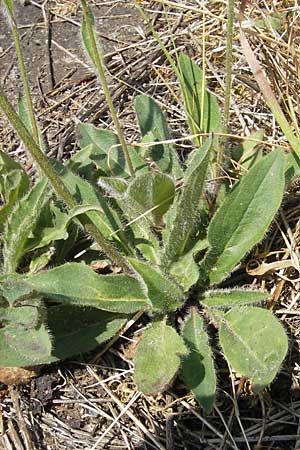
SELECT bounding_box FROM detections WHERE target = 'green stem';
[0,85,133,273]
[81,0,135,177]
[11,18,40,145]
[218,0,234,171]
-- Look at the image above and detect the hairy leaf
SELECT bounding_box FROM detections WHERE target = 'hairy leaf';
[25,262,150,313]
[134,320,188,395]
[52,160,130,252]
[167,238,208,291]
[124,172,175,227]
[0,150,29,230]
[163,138,211,263]
[128,258,184,313]
[219,307,288,392]
[205,150,285,284]
[202,289,268,308]
[77,122,147,177]
[178,53,221,141]
[135,95,183,178]
[0,305,126,366]
[182,308,216,413]
[3,177,49,273]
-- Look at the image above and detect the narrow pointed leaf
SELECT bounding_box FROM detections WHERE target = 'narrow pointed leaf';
[219,307,288,392]
[202,289,268,308]
[206,150,285,284]
[182,308,216,413]
[134,320,188,395]
[178,53,221,141]
[128,258,184,313]
[25,262,150,313]
[3,177,49,273]
[0,150,29,230]
[163,138,211,263]
[135,95,183,178]
[81,3,97,67]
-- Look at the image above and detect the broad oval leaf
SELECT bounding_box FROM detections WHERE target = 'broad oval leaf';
[77,122,147,177]
[202,289,268,308]
[124,172,175,227]
[206,149,285,285]
[134,320,188,395]
[128,257,184,313]
[25,262,150,313]
[182,308,216,414]
[0,306,126,366]
[219,307,288,392]
[5,322,52,363]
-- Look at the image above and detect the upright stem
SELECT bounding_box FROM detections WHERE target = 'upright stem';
[218,0,234,171]
[11,18,40,145]
[81,0,135,177]
[0,85,133,273]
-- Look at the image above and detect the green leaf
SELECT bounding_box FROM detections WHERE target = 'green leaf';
[3,177,49,273]
[46,305,126,362]
[67,144,95,180]
[0,275,35,306]
[81,3,97,67]
[0,305,126,367]
[77,122,147,177]
[2,0,14,17]
[52,160,130,252]
[128,258,184,313]
[163,138,211,263]
[97,176,128,196]
[231,130,264,172]
[219,307,288,392]
[134,320,188,395]
[129,220,161,264]
[27,204,104,251]
[182,308,216,414]
[178,53,221,142]
[5,322,52,362]
[25,262,150,313]
[205,149,285,285]
[0,150,29,230]
[167,238,208,292]
[124,172,175,227]
[202,289,268,308]
[135,95,183,178]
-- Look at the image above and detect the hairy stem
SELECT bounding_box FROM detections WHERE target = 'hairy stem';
[81,0,135,177]
[0,85,133,273]
[218,0,234,171]
[9,13,40,145]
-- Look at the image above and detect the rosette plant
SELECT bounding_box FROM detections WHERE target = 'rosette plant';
[0,0,289,413]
